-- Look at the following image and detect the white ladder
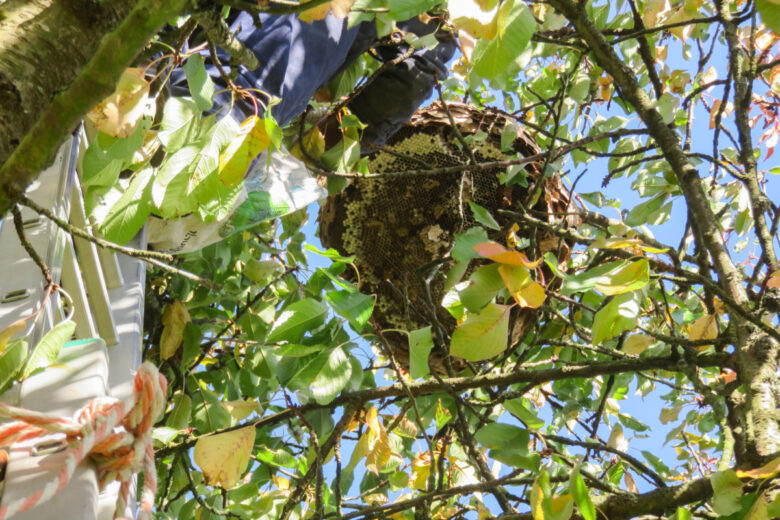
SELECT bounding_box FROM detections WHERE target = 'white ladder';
[0,131,148,519]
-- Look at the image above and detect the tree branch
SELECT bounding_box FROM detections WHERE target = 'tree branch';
[0,0,190,216]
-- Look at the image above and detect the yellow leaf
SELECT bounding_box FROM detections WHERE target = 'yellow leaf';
[506,223,521,249]
[345,430,371,472]
[598,75,613,101]
[408,452,431,490]
[193,425,256,488]
[642,0,671,27]
[364,493,388,505]
[736,457,780,479]
[701,65,718,86]
[530,477,545,520]
[550,493,574,517]
[365,406,392,474]
[291,127,326,163]
[221,399,261,421]
[87,68,150,138]
[0,319,26,354]
[219,116,272,187]
[271,474,290,490]
[688,314,718,343]
[608,423,628,451]
[160,301,190,361]
[709,99,735,129]
[298,0,355,22]
[666,6,695,40]
[474,242,542,268]
[449,0,499,39]
[623,334,653,355]
[624,472,638,493]
[659,407,681,424]
[499,264,546,308]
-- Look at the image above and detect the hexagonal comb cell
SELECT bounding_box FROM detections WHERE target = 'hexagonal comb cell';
[319,102,578,372]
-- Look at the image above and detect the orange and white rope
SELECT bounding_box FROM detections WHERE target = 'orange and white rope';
[0,361,167,519]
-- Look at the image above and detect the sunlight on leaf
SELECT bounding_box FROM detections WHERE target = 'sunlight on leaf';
[498,264,546,308]
[365,406,392,474]
[299,0,355,22]
[623,334,653,355]
[450,303,510,361]
[194,425,256,489]
[87,68,151,138]
[22,319,75,378]
[687,314,717,346]
[0,320,25,354]
[473,241,542,267]
[736,457,780,479]
[219,116,271,187]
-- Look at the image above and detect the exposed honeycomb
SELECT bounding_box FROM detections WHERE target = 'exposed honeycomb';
[319,102,576,371]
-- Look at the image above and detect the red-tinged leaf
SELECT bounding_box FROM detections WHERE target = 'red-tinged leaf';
[473,242,542,268]
[219,116,271,187]
[498,264,546,308]
[767,270,780,288]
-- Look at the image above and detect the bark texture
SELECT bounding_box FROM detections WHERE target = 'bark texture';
[0,0,128,169]
[0,0,189,215]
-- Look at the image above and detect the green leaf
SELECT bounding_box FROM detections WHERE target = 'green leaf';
[676,507,692,520]
[592,292,640,344]
[304,244,356,264]
[159,97,201,152]
[408,327,434,379]
[166,392,193,430]
[710,470,744,516]
[756,0,780,33]
[459,263,504,312]
[267,298,329,343]
[310,347,353,405]
[435,399,453,429]
[99,167,153,244]
[151,145,200,218]
[153,426,183,446]
[594,259,650,296]
[562,259,639,295]
[23,320,76,378]
[505,399,545,429]
[475,423,528,448]
[468,201,501,230]
[183,54,215,112]
[625,193,669,226]
[244,259,282,283]
[389,471,408,491]
[570,466,596,520]
[450,303,510,361]
[324,291,374,333]
[0,339,27,391]
[388,0,441,20]
[452,227,489,262]
[472,0,536,79]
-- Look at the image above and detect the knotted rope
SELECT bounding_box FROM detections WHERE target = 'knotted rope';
[0,361,167,519]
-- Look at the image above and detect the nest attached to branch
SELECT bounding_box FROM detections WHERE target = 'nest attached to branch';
[319,102,577,372]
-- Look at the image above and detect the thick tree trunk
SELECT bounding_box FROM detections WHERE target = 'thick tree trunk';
[0,0,188,215]
[0,0,130,168]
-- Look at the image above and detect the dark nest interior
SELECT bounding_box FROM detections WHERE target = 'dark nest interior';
[319,101,578,372]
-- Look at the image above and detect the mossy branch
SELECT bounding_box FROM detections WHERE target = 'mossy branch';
[0,0,190,216]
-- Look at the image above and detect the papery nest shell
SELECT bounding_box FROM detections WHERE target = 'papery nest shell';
[319,101,579,372]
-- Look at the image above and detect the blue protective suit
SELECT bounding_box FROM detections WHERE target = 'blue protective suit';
[171,12,456,144]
